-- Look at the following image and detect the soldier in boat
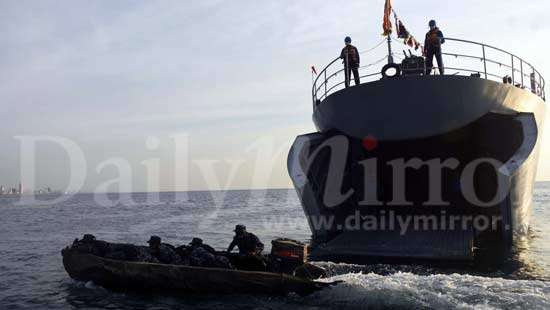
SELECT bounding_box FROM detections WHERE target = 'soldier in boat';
[72,234,143,262]
[71,234,110,257]
[147,235,182,265]
[174,237,233,268]
[189,237,217,254]
[226,225,266,271]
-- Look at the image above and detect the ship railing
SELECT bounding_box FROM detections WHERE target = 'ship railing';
[312,55,388,106]
[312,37,546,107]
[440,38,545,99]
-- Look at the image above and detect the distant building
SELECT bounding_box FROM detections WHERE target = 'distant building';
[18,183,23,194]
[0,186,5,195]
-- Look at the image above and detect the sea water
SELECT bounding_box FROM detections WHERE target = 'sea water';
[1,184,549,309]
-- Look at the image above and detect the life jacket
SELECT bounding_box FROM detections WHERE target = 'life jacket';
[425,27,442,48]
[342,45,360,66]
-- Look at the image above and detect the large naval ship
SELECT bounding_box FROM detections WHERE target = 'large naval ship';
[288,27,545,262]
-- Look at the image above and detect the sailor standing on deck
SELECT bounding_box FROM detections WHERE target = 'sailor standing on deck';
[424,20,445,75]
[340,36,361,88]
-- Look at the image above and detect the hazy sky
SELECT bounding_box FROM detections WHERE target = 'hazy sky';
[1,0,549,192]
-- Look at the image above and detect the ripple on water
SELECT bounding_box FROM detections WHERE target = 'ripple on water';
[0,189,549,309]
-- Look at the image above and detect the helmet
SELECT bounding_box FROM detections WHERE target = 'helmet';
[345,36,352,44]
[147,235,161,245]
[190,237,203,246]
[234,224,246,232]
[429,20,437,27]
[82,234,96,242]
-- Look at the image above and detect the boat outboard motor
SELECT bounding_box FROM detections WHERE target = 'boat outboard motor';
[401,50,425,76]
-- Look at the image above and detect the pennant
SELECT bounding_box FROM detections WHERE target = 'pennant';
[393,10,423,51]
[311,66,318,75]
[397,20,409,39]
[382,0,393,36]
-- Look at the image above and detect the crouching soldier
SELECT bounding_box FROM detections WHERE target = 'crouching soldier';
[189,237,216,254]
[72,234,143,262]
[226,225,266,271]
[72,234,110,257]
[146,236,182,265]
[227,225,264,255]
[188,238,232,269]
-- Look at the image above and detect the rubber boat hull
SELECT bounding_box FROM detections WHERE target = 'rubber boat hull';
[61,247,331,296]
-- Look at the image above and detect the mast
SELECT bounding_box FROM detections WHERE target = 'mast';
[387,35,394,64]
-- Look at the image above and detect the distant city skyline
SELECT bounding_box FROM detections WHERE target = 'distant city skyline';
[0,182,23,195]
[0,181,55,195]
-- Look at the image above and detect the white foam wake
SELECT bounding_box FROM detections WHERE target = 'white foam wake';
[312,272,550,309]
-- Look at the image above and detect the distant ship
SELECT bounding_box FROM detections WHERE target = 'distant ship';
[288,35,545,263]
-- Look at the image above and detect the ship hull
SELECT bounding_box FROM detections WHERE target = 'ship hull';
[289,76,545,262]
